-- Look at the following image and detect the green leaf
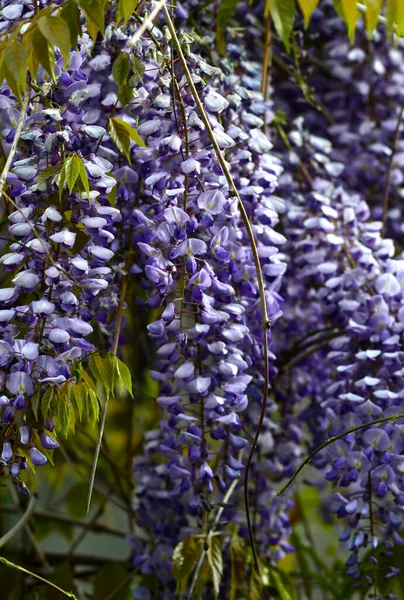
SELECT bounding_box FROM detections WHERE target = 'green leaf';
[3,40,28,100]
[171,536,199,596]
[38,165,62,186]
[108,117,146,163]
[78,0,106,40]
[230,534,245,600]
[56,392,75,437]
[65,154,81,194]
[207,535,223,599]
[297,0,320,28]
[61,0,82,49]
[114,356,133,397]
[37,15,71,63]
[267,0,296,51]
[117,0,140,24]
[32,27,55,81]
[93,564,131,600]
[77,156,91,200]
[112,52,130,88]
[216,0,238,54]
[340,0,357,40]
[41,387,56,420]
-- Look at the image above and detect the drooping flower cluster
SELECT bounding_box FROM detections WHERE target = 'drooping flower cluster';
[0,10,123,491]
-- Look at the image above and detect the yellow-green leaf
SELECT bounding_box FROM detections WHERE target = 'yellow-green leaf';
[114,356,133,397]
[340,0,357,40]
[267,0,296,51]
[297,0,320,28]
[65,154,81,193]
[117,0,140,24]
[3,40,28,100]
[172,536,199,596]
[37,15,71,63]
[364,0,382,36]
[32,26,55,80]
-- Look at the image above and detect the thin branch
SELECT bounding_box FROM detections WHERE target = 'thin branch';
[162,5,269,573]
[276,414,404,498]
[381,99,404,236]
[0,504,130,538]
[0,556,77,599]
[0,89,30,200]
[0,494,36,549]
[129,0,166,44]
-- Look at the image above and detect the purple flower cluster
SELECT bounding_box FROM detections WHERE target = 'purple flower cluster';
[0,15,121,489]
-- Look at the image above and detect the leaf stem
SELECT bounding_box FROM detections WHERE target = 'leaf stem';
[0,556,77,598]
[276,414,404,498]
[162,5,269,573]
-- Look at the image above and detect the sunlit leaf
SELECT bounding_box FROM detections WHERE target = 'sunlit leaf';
[297,0,320,28]
[65,154,81,194]
[37,15,71,63]
[117,0,140,24]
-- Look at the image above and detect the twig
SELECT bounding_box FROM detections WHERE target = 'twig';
[276,414,404,498]
[0,556,77,598]
[0,495,36,549]
[0,88,30,200]
[0,504,130,538]
[129,0,166,45]
[162,5,269,573]
[186,477,240,599]
[381,100,404,236]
